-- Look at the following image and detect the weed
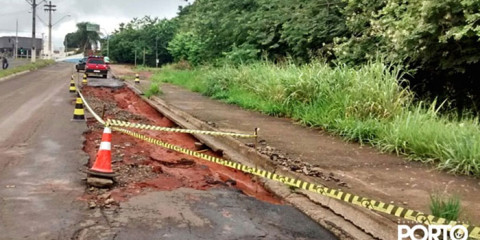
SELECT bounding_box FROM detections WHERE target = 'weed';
[429,194,461,221]
[145,82,162,97]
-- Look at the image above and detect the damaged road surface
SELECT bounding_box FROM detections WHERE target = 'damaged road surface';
[0,63,87,239]
[0,65,337,240]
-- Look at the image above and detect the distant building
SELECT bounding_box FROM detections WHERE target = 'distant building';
[0,36,43,57]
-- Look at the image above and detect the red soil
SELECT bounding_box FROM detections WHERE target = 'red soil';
[82,86,281,205]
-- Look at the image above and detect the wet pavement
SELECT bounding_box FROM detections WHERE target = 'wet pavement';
[0,65,338,240]
[76,188,336,240]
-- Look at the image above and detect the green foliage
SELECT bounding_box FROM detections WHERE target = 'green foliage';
[169,0,348,63]
[107,16,177,66]
[151,61,480,176]
[167,32,205,66]
[221,44,260,65]
[63,22,101,52]
[430,194,461,221]
[335,0,480,111]
[144,81,162,97]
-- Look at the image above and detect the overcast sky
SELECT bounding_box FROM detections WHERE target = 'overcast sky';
[0,0,190,50]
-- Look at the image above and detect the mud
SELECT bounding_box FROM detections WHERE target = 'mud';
[81,86,280,207]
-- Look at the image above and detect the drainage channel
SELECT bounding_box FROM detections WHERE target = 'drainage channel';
[79,85,338,240]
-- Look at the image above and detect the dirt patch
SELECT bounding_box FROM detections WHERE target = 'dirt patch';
[109,64,153,80]
[81,86,280,208]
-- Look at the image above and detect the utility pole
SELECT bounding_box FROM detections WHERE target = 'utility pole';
[15,19,18,59]
[134,49,137,67]
[143,47,146,66]
[155,37,159,68]
[44,1,56,59]
[27,0,38,62]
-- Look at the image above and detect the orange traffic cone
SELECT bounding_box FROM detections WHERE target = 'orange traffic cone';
[88,126,115,177]
[134,73,140,84]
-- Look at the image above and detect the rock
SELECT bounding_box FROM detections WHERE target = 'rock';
[302,166,309,175]
[99,192,111,199]
[194,142,207,151]
[104,198,115,205]
[88,201,97,209]
[338,182,348,187]
[124,142,132,147]
[290,165,300,171]
[245,143,255,148]
[87,177,114,188]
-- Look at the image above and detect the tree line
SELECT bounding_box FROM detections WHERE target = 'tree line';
[68,0,480,113]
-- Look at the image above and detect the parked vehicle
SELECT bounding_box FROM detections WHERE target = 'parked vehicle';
[75,57,88,72]
[85,57,108,78]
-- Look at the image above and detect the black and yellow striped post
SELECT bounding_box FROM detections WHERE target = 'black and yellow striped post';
[82,74,88,85]
[72,92,85,121]
[134,73,140,84]
[69,75,76,93]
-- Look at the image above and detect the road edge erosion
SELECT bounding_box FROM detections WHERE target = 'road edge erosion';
[121,80,395,240]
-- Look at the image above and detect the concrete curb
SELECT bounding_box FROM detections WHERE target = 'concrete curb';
[0,70,31,83]
[122,80,398,240]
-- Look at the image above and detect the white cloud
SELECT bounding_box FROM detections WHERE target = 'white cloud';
[0,0,190,50]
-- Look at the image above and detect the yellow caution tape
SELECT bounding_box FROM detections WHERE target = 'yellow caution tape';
[106,119,257,138]
[77,90,106,125]
[112,127,479,239]
[76,89,479,238]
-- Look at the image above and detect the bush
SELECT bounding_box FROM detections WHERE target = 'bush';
[144,82,162,97]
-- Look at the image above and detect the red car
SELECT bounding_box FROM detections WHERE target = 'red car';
[85,56,108,78]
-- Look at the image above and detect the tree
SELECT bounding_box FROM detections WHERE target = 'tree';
[106,16,177,66]
[335,0,480,113]
[168,0,348,63]
[63,22,101,53]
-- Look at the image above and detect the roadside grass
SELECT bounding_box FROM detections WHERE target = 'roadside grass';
[134,65,162,73]
[0,59,55,79]
[430,194,461,221]
[145,81,162,98]
[149,61,480,176]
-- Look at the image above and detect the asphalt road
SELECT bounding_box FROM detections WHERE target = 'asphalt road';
[0,63,337,240]
[0,63,87,239]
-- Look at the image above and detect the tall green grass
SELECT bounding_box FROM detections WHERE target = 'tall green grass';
[0,59,54,79]
[152,61,480,176]
[430,194,461,221]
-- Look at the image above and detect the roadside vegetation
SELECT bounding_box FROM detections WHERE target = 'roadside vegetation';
[0,59,54,79]
[151,62,480,176]
[104,0,480,176]
[430,194,461,221]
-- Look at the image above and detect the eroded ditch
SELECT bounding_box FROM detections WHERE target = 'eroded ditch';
[80,86,281,208]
